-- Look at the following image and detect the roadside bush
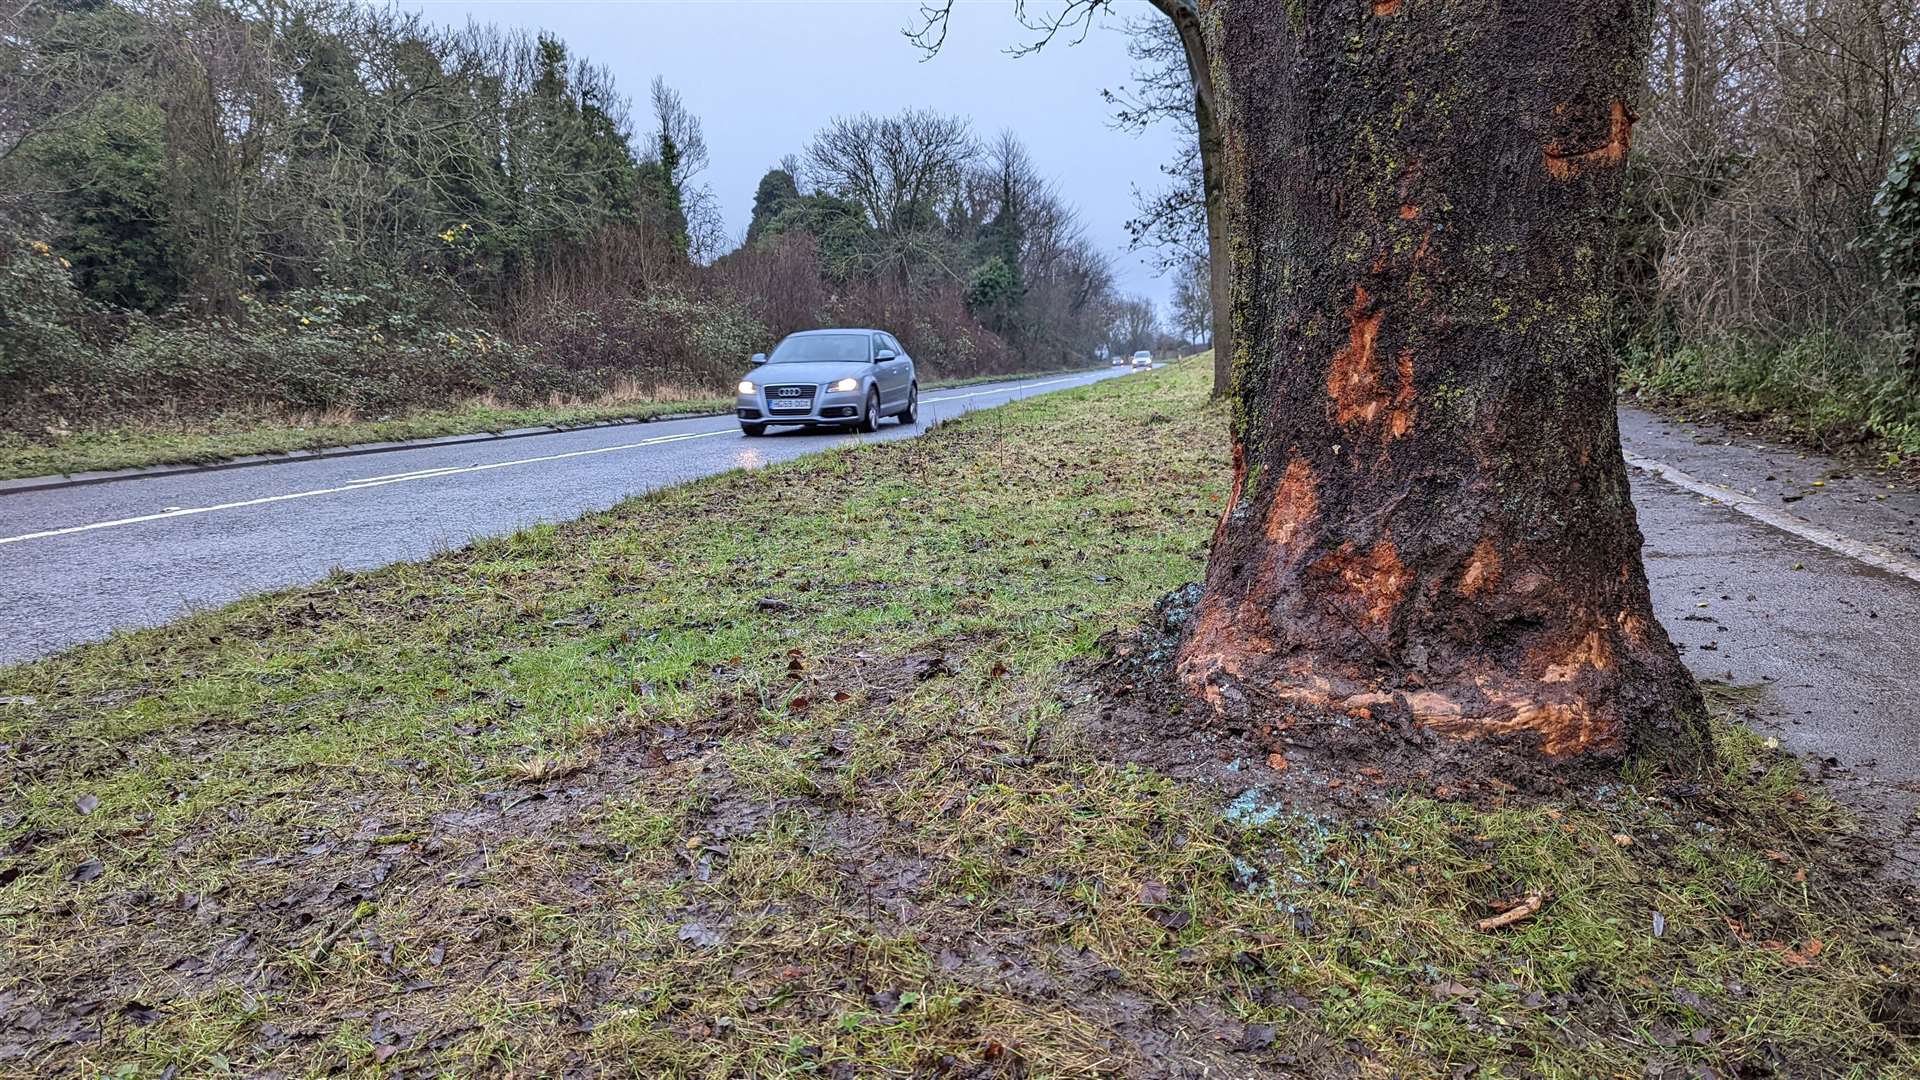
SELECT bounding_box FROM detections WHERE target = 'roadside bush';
[1876,139,1920,375]
[512,288,766,393]
[0,235,100,384]
[1621,332,1920,456]
[1,273,579,430]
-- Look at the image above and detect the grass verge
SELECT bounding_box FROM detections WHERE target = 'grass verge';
[2,356,1915,1076]
[0,395,731,482]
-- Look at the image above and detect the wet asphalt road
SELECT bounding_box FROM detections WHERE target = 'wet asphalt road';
[2,376,1916,867]
[0,368,1128,666]
[1620,407,1920,873]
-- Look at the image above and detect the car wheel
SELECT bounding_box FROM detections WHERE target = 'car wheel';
[740,422,766,437]
[898,383,918,424]
[859,387,881,433]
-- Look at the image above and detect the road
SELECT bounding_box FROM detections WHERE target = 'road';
[0,368,1129,666]
[2,374,1917,868]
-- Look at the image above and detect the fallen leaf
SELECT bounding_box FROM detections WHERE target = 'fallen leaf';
[676,922,726,948]
[1612,833,1635,847]
[1771,937,1823,966]
[69,859,104,883]
[1477,891,1546,931]
[1150,907,1193,931]
[1265,752,1289,771]
[1136,880,1171,905]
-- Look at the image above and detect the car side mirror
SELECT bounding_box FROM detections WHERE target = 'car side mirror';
[874,349,897,362]
[750,353,768,365]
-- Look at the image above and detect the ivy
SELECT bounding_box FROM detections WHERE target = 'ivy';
[1873,139,1920,373]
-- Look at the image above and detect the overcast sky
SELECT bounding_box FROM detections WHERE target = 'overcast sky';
[408,0,1186,307]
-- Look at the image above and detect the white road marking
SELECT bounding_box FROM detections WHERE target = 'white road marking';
[1625,451,1920,585]
[0,373,1106,548]
[920,374,1085,405]
[346,464,469,485]
[0,428,731,547]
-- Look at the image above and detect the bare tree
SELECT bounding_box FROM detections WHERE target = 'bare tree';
[806,109,972,235]
[912,1,1229,395]
[647,76,725,261]
[1633,0,1920,347]
[806,107,973,282]
[1169,252,1210,348]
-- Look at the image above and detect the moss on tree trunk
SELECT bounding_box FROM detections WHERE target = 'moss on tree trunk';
[1176,0,1705,771]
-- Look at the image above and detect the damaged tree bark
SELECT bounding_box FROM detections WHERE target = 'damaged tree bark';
[1175,0,1706,771]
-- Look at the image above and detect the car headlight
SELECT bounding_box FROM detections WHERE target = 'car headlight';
[829,377,860,393]
[738,380,756,394]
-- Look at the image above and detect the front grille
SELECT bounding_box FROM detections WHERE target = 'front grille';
[764,383,815,412]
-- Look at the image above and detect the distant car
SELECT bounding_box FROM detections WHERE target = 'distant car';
[735,329,917,436]
[1111,353,1126,366]
[1131,350,1154,369]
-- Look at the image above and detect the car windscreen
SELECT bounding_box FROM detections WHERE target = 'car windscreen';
[768,334,870,364]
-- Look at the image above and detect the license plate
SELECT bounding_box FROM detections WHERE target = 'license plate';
[769,398,811,411]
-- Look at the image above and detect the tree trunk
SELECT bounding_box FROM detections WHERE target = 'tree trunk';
[1175,0,1705,772]
[1197,90,1231,397]
[1153,0,1233,396]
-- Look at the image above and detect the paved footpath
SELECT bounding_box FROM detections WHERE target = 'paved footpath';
[1620,406,1920,876]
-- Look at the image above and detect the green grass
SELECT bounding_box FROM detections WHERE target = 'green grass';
[0,369,1102,482]
[2,355,1914,1076]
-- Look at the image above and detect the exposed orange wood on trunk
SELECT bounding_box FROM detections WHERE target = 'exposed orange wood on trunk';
[1543,100,1634,180]
[1459,537,1501,597]
[1542,624,1614,683]
[1211,440,1248,550]
[1328,287,1385,427]
[1372,0,1403,15]
[1389,350,1416,437]
[1327,288,1415,438]
[1264,458,1319,546]
[1310,537,1409,629]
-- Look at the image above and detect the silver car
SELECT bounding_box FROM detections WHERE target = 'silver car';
[735,329,918,436]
